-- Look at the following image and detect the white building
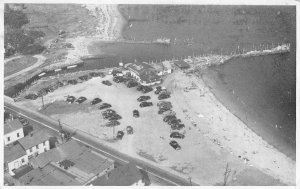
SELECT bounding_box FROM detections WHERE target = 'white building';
[4,143,29,176]
[18,129,50,158]
[4,119,24,145]
[161,61,172,74]
[125,62,161,86]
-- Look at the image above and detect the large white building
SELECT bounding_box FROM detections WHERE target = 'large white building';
[18,129,50,158]
[4,143,29,176]
[4,119,25,145]
[125,62,161,86]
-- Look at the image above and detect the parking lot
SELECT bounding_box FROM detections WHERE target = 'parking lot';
[14,71,246,185]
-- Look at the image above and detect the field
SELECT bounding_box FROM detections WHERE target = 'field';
[4,56,38,77]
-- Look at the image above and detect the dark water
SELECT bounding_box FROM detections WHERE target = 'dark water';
[87,5,296,157]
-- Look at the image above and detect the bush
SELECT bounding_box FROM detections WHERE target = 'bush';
[21,44,46,55]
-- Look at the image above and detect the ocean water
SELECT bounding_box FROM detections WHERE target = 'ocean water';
[88,5,296,158]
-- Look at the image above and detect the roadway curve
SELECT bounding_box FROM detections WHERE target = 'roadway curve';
[4,100,196,186]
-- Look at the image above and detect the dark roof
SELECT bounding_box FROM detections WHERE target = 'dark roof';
[174,60,190,69]
[18,129,50,150]
[4,119,23,134]
[91,162,144,186]
[139,69,161,83]
[4,143,27,163]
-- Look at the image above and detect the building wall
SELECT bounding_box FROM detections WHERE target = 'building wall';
[7,155,28,175]
[4,128,24,145]
[26,140,50,158]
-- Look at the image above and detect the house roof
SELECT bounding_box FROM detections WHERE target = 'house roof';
[162,61,172,69]
[126,62,155,74]
[139,69,161,83]
[4,143,27,163]
[174,60,190,68]
[32,148,63,168]
[4,119,23,135]
[18,129,50,150]
[91,162,144,186]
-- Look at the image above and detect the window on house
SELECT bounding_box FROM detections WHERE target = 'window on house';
[17,133,20,137]
[21,158,25,163]
[7,137,10,141]
[36,145,39,149]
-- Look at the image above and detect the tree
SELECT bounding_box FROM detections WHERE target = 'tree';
[4,5,29,28]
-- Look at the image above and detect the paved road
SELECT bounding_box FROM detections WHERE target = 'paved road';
[4,101,196,186]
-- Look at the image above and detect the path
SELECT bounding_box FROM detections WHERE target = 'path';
[5,55,46,81]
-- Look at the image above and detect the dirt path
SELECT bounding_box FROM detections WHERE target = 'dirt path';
[4,55,23,65]
[4,55,46,81]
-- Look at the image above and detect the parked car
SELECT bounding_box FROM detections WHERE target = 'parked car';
[168,118,181,125]
[158,93,170,100]
[136,85,144,91]
[126,126,133,134]
[169,140,181,150]
[170,132,185,139]
[116,131,124,139]
[79,75,89,81]
[91,98,102,105]
[99,103,112,110]
[56,81,64,87]
[98,72,105,78]
[24,93,38,100]
[171,123,185,130]
[106,120,120,127]
[142,86,153,93]
[140,101,153,108]
[157,101,172,109]
[163,115,176,122]
[127,80,138,88]
[133,110,139,117]
[158,108,172,114]
[102,109,116,116]
[137,96,151,102]
[107,114,122,121]
[113,76,124,83]
[66,96,76,104]
[68,80,77,85]
[102,80,112,86]
[75,97,87,104]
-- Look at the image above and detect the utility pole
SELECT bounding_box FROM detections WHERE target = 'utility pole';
[41,95,44,109]
[223,163,231,186]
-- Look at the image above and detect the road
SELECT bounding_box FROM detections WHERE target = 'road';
[4,101,196,186]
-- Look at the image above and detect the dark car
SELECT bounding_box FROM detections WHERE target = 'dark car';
[163,115,176,122]
[75,97,87,104]
[136,85,144,91]
[91,98,102,105]
[116,131,124,139]
[171,123,185,130]
[155,89,162,95]
[169,140,181,150]
[140,101,153,108]
[102,109,116,115]
[102,80,112,86]
[66,96,76,104]
[170,132,185,139]
[107,114,122,121]
[168,118,181,125]
[133,110,139,117]
[158,108,171,114]
[56,81,64,87]
[68,80,78,85]
[18,117,29,126]
[158,93,170,100]
[127,80,138,88]
[142,86,153,93]
[137,96,151,102]
[106,120,120,127]
[126,126,133,134]
[24,93,38,100]
[113,76,124,83]
[99,103,112,110]
[79,75,89,81]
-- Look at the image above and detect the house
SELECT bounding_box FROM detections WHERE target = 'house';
[173,60,190,69]
[4,119,24,145]
[4,143,29,176]
[18,129,50,158]
[125,62,161,86]
[90,162,150,186]
[151,62,164,76]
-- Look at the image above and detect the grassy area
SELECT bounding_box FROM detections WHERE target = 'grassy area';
[4,56,38,77]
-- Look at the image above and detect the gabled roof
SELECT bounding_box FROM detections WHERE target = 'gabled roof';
[126,62,155,74]
[18,129,50,150]
[139,69,161,83]
[4,119,23,135]
[91,162,144,186]
[4,143,27,163]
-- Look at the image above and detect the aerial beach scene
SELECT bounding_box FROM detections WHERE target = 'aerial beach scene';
[3,2,296,186]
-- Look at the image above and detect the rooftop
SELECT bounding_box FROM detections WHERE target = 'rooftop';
[91,162,145,186]
[126,62,155,74]
[18,129,50,150]
[173,60,190,69]
[4,143,27,163]
[4,119,23,135]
